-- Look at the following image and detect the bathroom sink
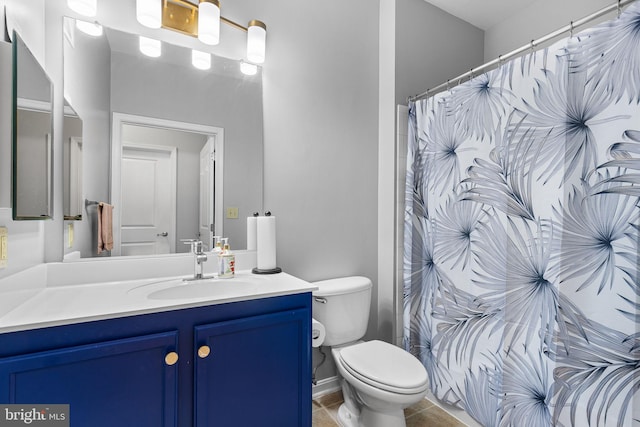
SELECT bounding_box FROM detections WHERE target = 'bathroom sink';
[147,278,260,300]
[126,274,270,301]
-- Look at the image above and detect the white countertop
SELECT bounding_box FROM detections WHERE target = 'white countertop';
[0,264,316,334]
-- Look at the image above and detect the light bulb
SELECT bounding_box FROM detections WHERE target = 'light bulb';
[139,36,162,57]
[247,20,266,64]
[198,0,220,46]
[67,0,97,17]
[240,61,258,76]
[76,20,103,37]
[192,50,211,70]
[136,0,162,29]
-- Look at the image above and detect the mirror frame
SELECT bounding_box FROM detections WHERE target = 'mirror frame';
[12,31,54,220]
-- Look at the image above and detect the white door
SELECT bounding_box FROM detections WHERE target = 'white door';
[120,144,177,256]
[199,137,215,250]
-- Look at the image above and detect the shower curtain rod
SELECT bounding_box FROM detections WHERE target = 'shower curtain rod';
[408,0,637,103]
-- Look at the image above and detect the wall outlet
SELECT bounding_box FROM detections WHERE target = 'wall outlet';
[226,207,239,219]
[0,227,7,268]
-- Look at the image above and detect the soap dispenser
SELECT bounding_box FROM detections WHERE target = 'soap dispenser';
[211,236,222,255]
[218,238,235,278]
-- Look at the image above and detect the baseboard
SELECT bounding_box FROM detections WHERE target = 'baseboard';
[311,376,341,399]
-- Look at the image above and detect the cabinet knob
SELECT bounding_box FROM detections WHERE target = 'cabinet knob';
[165,351,179,366]
[198,345,211,359]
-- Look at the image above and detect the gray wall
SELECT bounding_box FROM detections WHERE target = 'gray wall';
[484,0,614,60]
[395,0,484,105]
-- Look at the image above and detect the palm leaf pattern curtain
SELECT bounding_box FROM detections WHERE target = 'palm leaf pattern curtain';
[404,4,640,426]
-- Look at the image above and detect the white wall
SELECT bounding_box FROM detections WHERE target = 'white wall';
[484,0,614,60]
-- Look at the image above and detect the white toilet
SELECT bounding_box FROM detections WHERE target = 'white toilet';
[313,276,429,427]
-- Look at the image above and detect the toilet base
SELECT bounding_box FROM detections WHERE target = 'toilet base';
[360,406,406,427]
[336,403,359,427]
[336,402,407,427]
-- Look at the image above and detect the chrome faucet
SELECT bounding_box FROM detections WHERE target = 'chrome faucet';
[182,239,210,281]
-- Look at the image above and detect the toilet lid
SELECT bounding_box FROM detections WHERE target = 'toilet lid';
[338,340,428,394]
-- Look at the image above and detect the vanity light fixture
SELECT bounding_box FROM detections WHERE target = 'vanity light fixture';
[136,0,162,29]
[246,20,266,64]
[75,20,103,37]
[135,0,267,64]
[198,0,220,46]
[240,61,258,76]
[67,0,97,17]
[139,36,162,57]
[192,49,211,70]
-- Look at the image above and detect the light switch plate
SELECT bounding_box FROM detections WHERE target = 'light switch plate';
[0,227,7,268]
[226,207,239,219]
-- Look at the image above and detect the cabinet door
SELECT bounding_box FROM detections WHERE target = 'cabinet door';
[0,331,179,427]
[194,308,311,427]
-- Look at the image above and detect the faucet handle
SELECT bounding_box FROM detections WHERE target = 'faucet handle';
[181,239,201,253]
[180,239,202,253]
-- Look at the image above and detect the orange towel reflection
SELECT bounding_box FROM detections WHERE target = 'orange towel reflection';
[98,202,114,254]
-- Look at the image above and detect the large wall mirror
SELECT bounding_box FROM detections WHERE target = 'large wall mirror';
[12,32,54,220]
[62,17,264,259]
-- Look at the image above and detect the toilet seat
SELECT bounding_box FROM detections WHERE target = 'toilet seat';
[338,340,428,395]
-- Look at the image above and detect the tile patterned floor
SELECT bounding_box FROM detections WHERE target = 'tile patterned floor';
[312,390,467,427]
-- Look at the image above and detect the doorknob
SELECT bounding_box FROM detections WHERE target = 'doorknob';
[157,232,168,237]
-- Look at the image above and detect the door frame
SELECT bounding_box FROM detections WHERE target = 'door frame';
[111,113,224,256]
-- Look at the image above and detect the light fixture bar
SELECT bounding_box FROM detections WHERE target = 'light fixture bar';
[220,16,247,32]
[158,0,267,63]
[162,1,259,34]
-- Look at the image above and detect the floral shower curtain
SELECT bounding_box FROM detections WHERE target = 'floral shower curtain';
[404,3,640,427]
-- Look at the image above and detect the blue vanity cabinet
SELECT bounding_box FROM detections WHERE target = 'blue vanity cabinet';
[0,331,179,426]
[194,308,310,427]
[0,292,312,427]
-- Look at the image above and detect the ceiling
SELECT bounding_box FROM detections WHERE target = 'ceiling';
[425,0,539,30]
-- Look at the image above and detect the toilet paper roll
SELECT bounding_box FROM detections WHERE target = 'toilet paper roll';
[247,216,257,251]
[311,318,326,348]
[256,216,277,270]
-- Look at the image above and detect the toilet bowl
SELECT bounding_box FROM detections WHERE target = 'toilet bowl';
[312,277,429,427]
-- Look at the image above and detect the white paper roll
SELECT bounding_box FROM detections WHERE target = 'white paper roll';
[256,216,277,270]
[311,318,326,347]
[247,216,257,251]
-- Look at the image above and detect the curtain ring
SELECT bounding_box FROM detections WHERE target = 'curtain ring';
[446,79,450,91]
[570,21,574,37]
[617,0,622,18]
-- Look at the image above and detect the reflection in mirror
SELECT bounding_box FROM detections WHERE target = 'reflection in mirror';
[63,100,83,220]
[12,31,54,220]
[62,17,264,259]
[114,117,223,257]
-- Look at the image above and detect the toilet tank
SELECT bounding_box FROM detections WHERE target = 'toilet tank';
[312,276,372,346]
